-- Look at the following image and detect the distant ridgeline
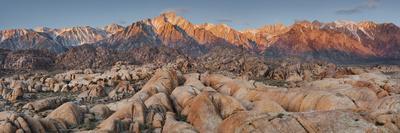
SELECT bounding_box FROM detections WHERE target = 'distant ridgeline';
[1,13,400,65]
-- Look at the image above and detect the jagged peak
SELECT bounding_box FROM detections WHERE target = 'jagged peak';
[34,27,53,32]
[322,20,358,30]
[122,20,157,37]
[0,28,35,36]
[0,28,47,42]
[291,20,322,30]
[103,23,123,29]
[357,21,378,28]
[58,26,98,33]
[215,23,231,29]
[255,23,289,34]
[103,23,125,34]
[153,11,191,28]
[240,28,258,34]
[199,23,215,30]
[200,23,233,31]
[333,20,357,25]
[1,28,33,32]
[160,11,178,19]
[260,23,287,30]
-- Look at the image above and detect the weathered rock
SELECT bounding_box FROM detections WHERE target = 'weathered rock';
[218,111,307,133]
[46,102,84,128]
[77,84,106,100]
[369,95,400,112]
[0,121,16,133]
[292,110,380,132]
[145,93,174,112]
[90,104,113,120]
[23,96,68,112]
[218,110,380,133]
[162,112,198,133]
[97,101,145,132]
[184,91,223,132]
[171,86,201,113]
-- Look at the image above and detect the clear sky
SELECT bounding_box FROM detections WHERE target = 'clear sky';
[1,0,399,30]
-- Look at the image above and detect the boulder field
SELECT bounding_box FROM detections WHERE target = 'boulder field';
[0,63,399,133]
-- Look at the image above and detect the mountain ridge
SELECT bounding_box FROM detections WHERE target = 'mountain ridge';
[0,12,399,63]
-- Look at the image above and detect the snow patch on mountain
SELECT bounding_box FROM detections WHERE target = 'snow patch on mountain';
[322,20,375,41]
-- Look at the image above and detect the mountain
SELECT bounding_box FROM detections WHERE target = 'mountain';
[151,12,228,46]
[199,23,256,49]
[102,20,161,50]
[35,26,111,47]
[356,22,400,59]
[0,29,66,53]
[0,13,399,64]
[242,23,290,50]
[54,26,108,47]
[103,23,125,35]
[264,20,400,62]
[264,21,377,63]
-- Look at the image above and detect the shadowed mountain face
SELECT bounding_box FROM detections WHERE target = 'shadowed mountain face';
[55,44,186,70]
[0,12,399,64]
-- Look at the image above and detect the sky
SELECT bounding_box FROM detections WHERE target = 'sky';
[0,0,399,30]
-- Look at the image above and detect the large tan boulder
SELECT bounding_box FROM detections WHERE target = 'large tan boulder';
[218,111,307,133]
[141,68,179,95]
[292,110,380,132]
[77,84,106,100]
[97,100,145,132]
[369,95,400,112]
[0,121,16,133]
[330,87,378,109]
[145,93,174,112]
[185,92,223,132]
[199,73,286,113]
[209,92,246,119]
[170,86,200,113]
[2,80,26,102]
[218,110,380,133]
[351,80,388,98]
[251,99,286,113]
[216,79,255,96]
[46,102,84,128]
[365,110,400,132]
[200,73,233,89]
[261,89,357,112]
[90,104,113,120]
[21,115,46,133]
[130,68,179,102]
[183,73,206,90]
[162,112,198,133]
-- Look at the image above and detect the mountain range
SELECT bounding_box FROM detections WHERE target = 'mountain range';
[1,12,399,64]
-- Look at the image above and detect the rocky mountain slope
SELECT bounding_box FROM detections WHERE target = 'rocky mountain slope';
[54,26,108,47]
[0,29,66,53]
[103,23,125,35]
[264,20,400,62]
[1,12,399,63]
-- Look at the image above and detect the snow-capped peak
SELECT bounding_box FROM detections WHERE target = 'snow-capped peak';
[322,20,375,41]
